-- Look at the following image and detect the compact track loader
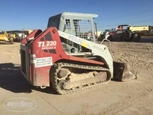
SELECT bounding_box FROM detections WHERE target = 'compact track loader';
[20,12,137,94]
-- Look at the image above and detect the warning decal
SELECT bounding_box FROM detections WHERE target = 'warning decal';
[35,57,52,68]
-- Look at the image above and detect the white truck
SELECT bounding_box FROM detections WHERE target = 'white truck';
[129,25,153,35]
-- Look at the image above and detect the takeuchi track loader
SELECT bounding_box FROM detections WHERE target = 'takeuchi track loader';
[20,12,137,94]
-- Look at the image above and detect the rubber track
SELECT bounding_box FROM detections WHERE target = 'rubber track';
[51,62,111,95]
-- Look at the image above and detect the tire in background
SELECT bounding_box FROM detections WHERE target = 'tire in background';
[132,33,140,42]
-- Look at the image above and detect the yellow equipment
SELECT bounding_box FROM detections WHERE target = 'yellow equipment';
[0,31,14,44]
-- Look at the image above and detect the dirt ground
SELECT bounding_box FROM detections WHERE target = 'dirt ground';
[0,37,153,115]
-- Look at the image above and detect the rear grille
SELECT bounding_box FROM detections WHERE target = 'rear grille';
[21,50,26,75]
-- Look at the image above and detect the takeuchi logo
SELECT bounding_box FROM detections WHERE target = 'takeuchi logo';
[3,97,37,112]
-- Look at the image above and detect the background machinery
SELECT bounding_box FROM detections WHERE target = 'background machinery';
[7,30,33,42]
[107,25,141,42]
[129,25,153,36]
[20,12,136,95]
[0,31,14,44]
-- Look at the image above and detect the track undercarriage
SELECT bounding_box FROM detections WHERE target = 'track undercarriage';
[51,62,111,95]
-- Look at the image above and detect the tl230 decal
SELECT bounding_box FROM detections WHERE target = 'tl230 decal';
[38,41,57,49]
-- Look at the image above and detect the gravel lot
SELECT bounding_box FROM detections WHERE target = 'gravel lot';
[0,36,153,115]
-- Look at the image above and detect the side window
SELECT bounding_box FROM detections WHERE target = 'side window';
[65,19,71,32]
[73,20,80,37]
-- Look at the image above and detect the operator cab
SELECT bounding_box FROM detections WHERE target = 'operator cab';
[47,12,98,53]
[47,12,98,42]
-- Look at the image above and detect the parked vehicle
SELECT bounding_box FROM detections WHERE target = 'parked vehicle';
[129,25,153,36]
[7,30,33,42]
[108,25,141,42]
[0,31,14,44]
[20,12,137,95]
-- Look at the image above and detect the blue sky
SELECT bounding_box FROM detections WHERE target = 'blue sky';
[0,0,153,31]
